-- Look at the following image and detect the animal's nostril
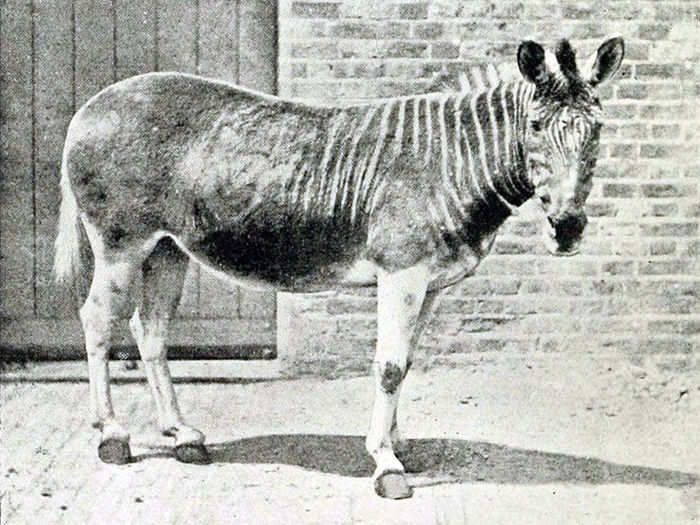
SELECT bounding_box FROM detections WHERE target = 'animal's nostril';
[547,216,555,228]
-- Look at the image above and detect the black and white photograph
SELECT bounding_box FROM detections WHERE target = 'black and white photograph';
[1,0,698,523]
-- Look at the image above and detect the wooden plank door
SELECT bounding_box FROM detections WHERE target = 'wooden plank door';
[0,0,278,360]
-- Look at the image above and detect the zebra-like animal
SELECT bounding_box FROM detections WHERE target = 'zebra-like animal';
[54,38,624,499]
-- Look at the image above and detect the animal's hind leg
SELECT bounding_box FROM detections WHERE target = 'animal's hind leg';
[80,237,137,464]
[129,238,210,464]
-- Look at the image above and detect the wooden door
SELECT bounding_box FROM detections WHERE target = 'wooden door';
[0,0,278,360]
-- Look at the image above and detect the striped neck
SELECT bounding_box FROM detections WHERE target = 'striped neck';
[452,81,536,213]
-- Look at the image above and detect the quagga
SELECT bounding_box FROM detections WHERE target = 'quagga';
[54,37,624,499]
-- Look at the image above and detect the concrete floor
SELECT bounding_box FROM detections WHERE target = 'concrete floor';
[1,355,698,524]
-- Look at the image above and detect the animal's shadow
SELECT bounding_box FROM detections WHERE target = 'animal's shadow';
[191,434,698,489]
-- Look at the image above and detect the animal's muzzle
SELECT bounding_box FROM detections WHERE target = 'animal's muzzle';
[544,211,588,256]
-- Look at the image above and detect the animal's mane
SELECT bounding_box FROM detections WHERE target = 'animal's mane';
[425,62,521,95]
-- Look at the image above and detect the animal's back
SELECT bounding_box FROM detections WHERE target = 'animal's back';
[61,73,378,288]
[64,73,323,243]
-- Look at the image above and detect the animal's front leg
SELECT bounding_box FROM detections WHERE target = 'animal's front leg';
[391,288,440,452]
[366,265,430,499]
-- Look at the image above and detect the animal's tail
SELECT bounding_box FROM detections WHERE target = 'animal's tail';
[53,151,81,285]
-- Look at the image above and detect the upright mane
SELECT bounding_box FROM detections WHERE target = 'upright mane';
[425,62,521,94]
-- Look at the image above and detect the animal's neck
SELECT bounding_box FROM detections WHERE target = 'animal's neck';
[453,81,535,211]
[426,81,536,248]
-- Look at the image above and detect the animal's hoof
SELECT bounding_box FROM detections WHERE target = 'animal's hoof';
[174,443,211,465]
[374,471,413,499]
[98,438,132,464]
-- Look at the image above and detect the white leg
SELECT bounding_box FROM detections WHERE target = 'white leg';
[366,264,431,499]
[131,239,209,464]
[390,288,440,450]
[80,256,134,464]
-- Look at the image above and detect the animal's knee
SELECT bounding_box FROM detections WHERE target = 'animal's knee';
[379,361,407,394]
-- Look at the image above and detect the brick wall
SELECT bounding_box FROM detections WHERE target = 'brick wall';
[276,0,699,377]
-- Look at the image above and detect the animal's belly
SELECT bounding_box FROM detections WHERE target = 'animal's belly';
[186,220,373,291]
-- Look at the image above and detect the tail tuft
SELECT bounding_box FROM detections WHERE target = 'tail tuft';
[53,161,81,285]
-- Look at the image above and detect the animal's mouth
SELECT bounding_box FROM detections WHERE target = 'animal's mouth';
[543,214,586,257]
[544,224,581,256]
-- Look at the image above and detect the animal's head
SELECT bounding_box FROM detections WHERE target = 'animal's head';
[518,37,624,255]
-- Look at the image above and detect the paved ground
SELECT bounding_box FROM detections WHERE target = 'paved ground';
[1,354,698,524]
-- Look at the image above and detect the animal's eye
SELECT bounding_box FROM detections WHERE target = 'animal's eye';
[531,120,542,132]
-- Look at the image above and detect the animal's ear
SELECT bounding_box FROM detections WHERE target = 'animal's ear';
[585,37,625,87]
[517,41,549,85]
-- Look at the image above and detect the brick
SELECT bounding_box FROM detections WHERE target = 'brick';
[567,22,610,40]
[398,2,429,19]
[643,202,679,217]
[326,296,374,315]
[638,338,695,355]
[278,19,328,40]
[602,3,654,20]
[413,21,445,39]
[494,239,535,255]
[348,62,386,79]
[562,5,593,18]
[453,277,490,296]
[511,314,582,335]
[523,2,562,19]
[585,201,617,218]
[615,63,634,81]
[582,316,643,334]
[601,260,635,276]
[646,83,682,99]
[291,2,340,19]
[431,42,460,59]
[653,3,700,21]
[603,183,636,198]
[383,22,412,39]
[305,61,334,79]
[478,257,540,276]
[383,61,420,78]
[569,298,604,315]
[634,280,700,299]
[436,298,476,316]
[640,222,698,237]
[475,299,504,314]
[635,63,682,80]
[622,42,650,61]
[290,41,339,59]
[616,84,647,100]
[685,202,700,218]
[328,22,378,39]
[648,319,700,336]
[638,23,672,41]
[521,279,550,294]
[609,143,637,159]
[642,183,696,199]
[639,260,693,275]
[640,144,688,159]
[460,316,515,333]
[617,124,647,140]
[589,280,624,296]
[504,220,538,237]
[383,41,429,58]
[605,104,637,120]
[597,221,637,237]
[491,279,521,295]
[640,104,686,120]
[650,124,681,140]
